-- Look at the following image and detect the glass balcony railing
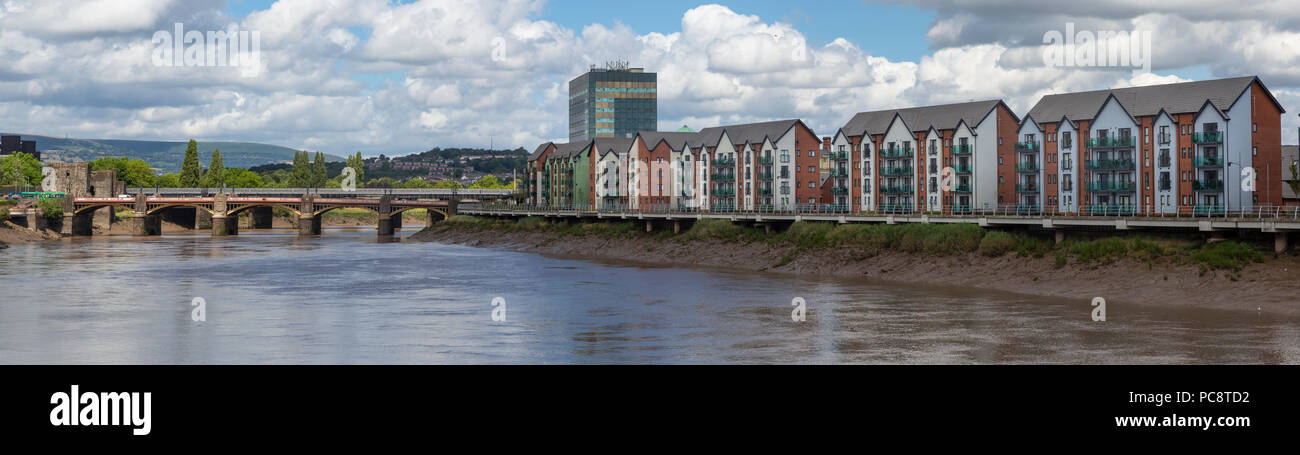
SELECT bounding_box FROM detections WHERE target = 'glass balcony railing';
[711,158,735,166]
[952,183,972,193]
[953,164,972,174]
[879,147,914,159]
[950,144,972,155]
[1192,179,1224,191]
[1015,142,1037,152]
[828,151,849,160]
[712,188,736,196]
[879,167,913,176]
[759,156,774,164]
[1086,204,1136,216]
[1085,159,1136,171]
[878,204,914,213]
[879,184,913,194]
[1016,163,1040,173]
[1086,181,1137,192]
[831,187,849,195]
[758,188,773,196]
[830,168,850,177]
[1192,132,1223,144]
[757,172,774,180]
[1016,183,1038,193]
[1193,156,1223,167]
[710,173,735,181]
[1086,137,1136,148]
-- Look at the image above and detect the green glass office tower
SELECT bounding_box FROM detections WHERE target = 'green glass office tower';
[569,64,657,141]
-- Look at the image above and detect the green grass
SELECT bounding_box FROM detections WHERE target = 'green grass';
[1191,241,1266,272]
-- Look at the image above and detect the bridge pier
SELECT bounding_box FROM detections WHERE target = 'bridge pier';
[195,209,213,230]
[250,206,274,229]
[1055,230,1066,245]
[377,216,394,236]
[61,213,93,236]
[211,215,238,236]
[391,213,403,230]
[1276,232,1290,254]
[297,215,321,236]
[427,209,446,225]
[131,211,162,236]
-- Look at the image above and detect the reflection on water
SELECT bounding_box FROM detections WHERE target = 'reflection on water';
[1,226,1297,364]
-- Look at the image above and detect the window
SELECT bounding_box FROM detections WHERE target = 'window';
[808,182,815,188]
[1253,123,1258,132]
[809,150,816,157]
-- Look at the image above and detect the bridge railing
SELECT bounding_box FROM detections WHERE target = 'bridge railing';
[467,203,1300,221]
[124,187,514,198]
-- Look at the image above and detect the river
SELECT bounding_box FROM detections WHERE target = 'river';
[1,226,1297,364]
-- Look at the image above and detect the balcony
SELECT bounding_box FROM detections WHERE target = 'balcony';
[759,188,773,196]
[1193,155,1223,168]
[1192,132,1223,144]
[1086,137,1136,148]
[710,173,735,182]
[1192,179,1223,191]
[952,183,972,193]
[759,156,774,164]
[1085,159,1135,171]
[1015,142,1037,152]
[829,168,850,177]
[831,187,849,195]
[953,164,972,174]
[1086,204,1136,216]
[879,184,913,194]
[879,147,914,159]
[828,151,849,160]
[1015,162,1040,173]
[711,157,735,166]
[1016,183,1039,193]
[949,144,972,155]
[879,166,913,176]
[1086,181,1137,192]
[713,188,736,196]
[757,172,774,180]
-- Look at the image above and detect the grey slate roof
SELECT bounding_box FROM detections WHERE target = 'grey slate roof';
[528,142,554,161]
[697,119,801,147]
[1284,145,1299,200]
[636,131,699,151]
[550,141,591,159]
[592,137,634,157]
[839,100,1003,137]
[1026,76,1273,123]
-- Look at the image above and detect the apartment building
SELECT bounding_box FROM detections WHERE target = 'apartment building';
[831,100,1019,213]
[1025,76,1285,214]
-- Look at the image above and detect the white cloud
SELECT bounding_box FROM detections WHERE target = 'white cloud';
[0,0,1297,165]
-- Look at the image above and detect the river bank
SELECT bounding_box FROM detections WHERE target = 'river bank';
[0,221,60,246]
[411,216,1300,317]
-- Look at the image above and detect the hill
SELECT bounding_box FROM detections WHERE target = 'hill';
[5,134,344,173]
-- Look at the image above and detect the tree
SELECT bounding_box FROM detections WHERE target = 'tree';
[469,174,508,189]
[202,149,226,188]
[346,151,365,183]
[154,173,182,188]
[180,139,203,187]
[224,168,265,188]
[290,151,311,187]
[0,152,42,186]
[432,179,462,189]
[89,157,156,187]
[311,152,327,187]
[403,178,433,189]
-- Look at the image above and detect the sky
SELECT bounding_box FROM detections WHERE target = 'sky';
[1,0,1298,158]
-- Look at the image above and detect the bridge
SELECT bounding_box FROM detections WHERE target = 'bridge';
[60,189,503,237]
[461,204,1300,253]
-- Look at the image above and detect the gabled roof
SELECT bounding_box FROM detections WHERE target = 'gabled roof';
[1088,93,1141,127]
[550,141,591,159]
[592,137,634,158]
[529,142,554,161]
[1019,115,1044,132]
[698,119,802,147]
[1026,76,1281,122]
[1195,99,1230,121]
[840,99,1005,137]
[637,131,698,151]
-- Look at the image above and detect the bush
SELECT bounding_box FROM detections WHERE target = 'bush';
[37,198,63,219]
[977,230,1016,256]
[1191,241,1265,272]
